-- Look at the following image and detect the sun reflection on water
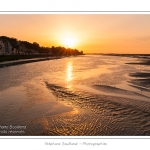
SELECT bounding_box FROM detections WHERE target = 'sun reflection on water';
[66,61,73,88]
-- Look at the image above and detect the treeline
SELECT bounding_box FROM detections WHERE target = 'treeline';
[20,41,83,55]
[0,36,84,55]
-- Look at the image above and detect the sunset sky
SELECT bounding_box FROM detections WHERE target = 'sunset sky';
[0,14,150,54]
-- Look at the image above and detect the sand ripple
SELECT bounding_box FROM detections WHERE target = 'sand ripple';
[32,83,150,136]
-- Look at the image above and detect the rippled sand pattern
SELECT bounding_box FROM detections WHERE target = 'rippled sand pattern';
[34,83,150,136]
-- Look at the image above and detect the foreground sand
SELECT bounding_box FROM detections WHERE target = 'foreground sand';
[0,55,150,135]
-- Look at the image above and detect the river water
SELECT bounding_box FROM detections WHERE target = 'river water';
[0,55,150,135]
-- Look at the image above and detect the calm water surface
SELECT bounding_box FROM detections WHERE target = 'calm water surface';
[0,55,150,135]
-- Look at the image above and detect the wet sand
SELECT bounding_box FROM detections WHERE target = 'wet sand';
[0,55,150,136]
[40,83,150,136]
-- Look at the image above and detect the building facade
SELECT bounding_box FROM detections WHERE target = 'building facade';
[0,39,12,55]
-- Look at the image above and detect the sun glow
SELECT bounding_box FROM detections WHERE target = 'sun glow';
[63,37,76,48]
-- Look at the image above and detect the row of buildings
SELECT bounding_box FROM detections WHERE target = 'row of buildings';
[0,38,39,55]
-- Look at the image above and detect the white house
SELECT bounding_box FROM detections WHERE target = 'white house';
[0,39,12,55]
[0,39,5,55]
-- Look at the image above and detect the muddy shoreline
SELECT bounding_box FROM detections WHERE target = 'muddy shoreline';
[0,56,63,68]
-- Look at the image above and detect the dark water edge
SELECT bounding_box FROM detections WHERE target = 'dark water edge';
[0,54,54,62]
[0,56,62,68]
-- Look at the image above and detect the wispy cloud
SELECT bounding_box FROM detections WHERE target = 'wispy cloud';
[136,36,150,41]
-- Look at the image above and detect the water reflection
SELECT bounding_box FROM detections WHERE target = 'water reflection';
[66,61,73,87]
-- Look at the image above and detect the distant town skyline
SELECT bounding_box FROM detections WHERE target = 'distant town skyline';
[1,14,150,54]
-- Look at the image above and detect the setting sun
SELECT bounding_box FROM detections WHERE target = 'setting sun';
[63,37,76,48]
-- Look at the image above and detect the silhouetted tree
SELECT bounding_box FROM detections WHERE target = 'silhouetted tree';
[0,36,84,56]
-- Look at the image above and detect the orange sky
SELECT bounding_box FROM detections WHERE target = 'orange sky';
[0,14,150,54]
